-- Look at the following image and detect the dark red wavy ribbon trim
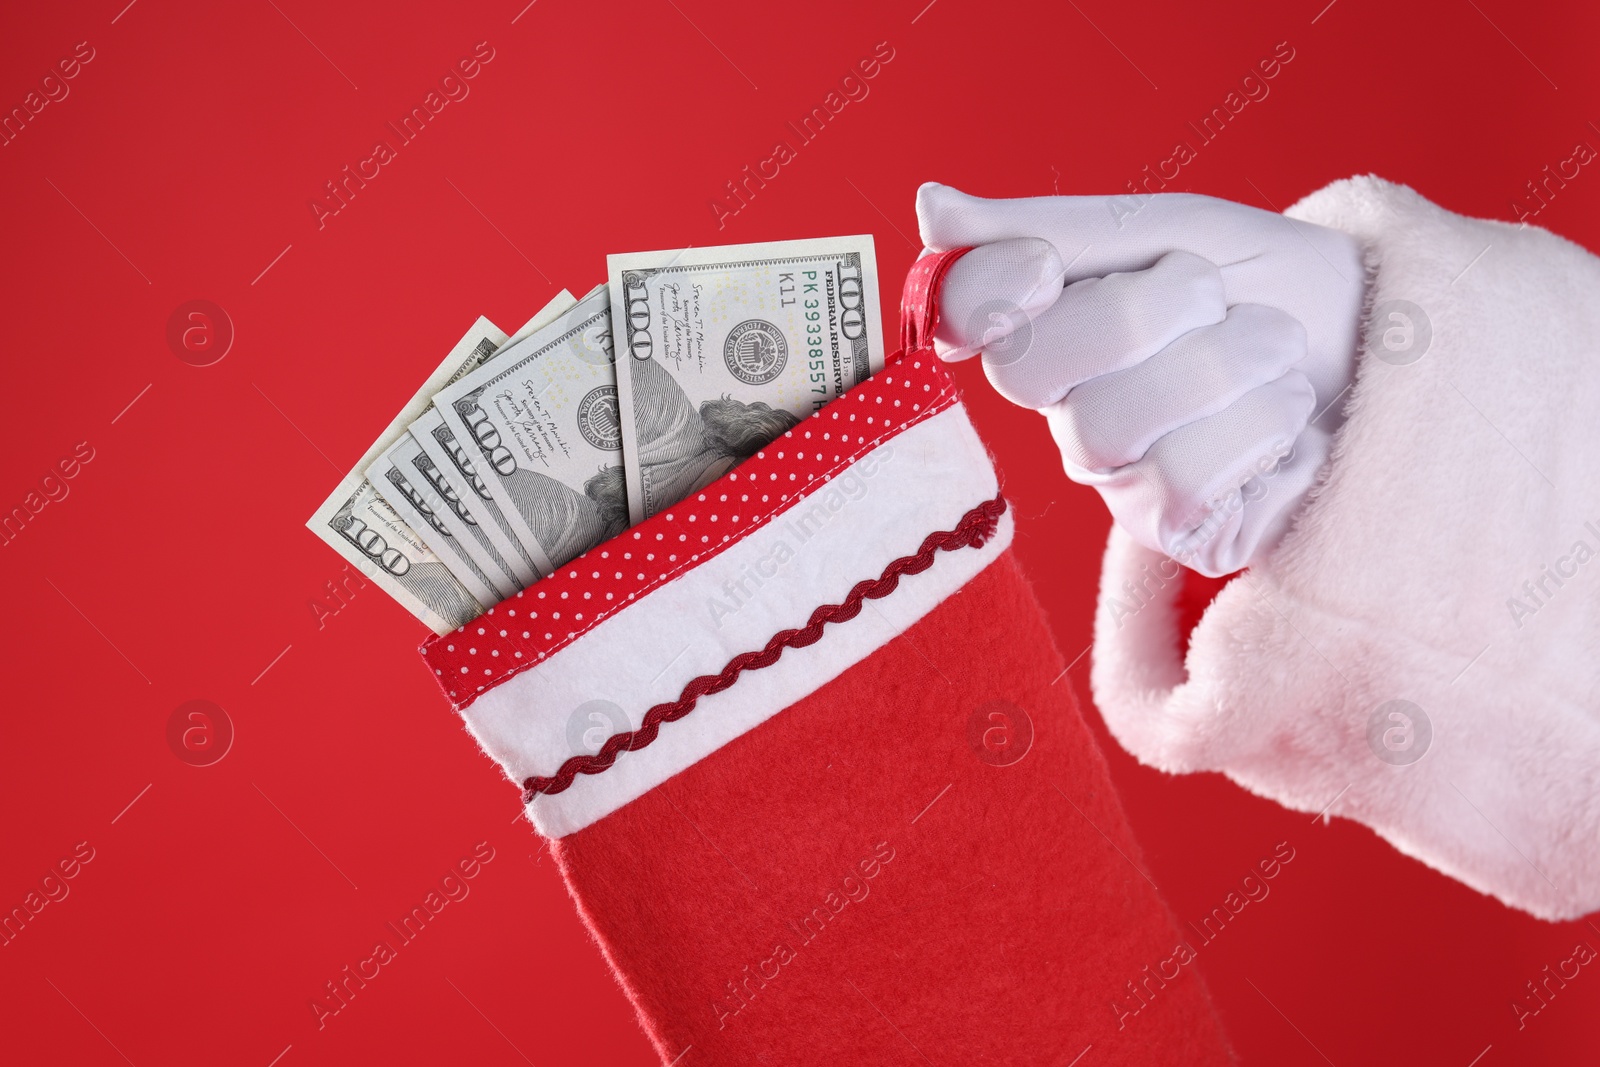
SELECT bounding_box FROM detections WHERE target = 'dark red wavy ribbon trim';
[521,492,1008,800]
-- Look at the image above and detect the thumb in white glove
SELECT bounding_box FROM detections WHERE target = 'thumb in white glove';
[916,183,1365,576]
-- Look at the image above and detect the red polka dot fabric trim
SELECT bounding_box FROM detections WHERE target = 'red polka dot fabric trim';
[419,349,961,709]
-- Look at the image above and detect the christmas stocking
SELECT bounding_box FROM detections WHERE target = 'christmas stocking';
[419,252,1234,1064]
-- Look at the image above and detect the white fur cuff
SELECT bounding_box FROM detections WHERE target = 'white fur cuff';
[1091,177,1600,921]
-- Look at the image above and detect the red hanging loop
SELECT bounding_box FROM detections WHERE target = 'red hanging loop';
[896,247,974,359]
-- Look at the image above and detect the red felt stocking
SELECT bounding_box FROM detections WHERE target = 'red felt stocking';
[420,251,1234,1065]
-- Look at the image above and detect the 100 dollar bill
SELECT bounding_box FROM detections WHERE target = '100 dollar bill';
[306,298,571,635]
[308,474,484,635]
[432,286,628,573]
[310,292,576,633]
[607,235,884,523]
[402,292,579,587]
[306,315,516,633]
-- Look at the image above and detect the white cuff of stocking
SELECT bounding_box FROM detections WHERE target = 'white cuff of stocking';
[461,404,1011,838]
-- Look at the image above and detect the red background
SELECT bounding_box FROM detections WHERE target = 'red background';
[2,0,1597,1063]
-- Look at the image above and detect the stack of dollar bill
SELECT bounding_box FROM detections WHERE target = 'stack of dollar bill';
[307,236,886,634]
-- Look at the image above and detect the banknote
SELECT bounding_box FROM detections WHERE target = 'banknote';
[432,285,628,572]
[407,291,578,585]
[607,235,884,523]
[307,472,484,635]
[367,435,517,603]
[304,304,572,634]
[306,315,519,632]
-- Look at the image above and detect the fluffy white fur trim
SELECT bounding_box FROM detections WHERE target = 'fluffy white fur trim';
[1091,177,1600,921]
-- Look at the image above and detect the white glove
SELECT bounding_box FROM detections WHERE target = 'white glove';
[916,183,1365,576]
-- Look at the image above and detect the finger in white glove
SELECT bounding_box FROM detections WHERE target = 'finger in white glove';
[1052,302,1308,472]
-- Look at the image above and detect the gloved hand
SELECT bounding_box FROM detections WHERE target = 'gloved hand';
[916,183,1365,576]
